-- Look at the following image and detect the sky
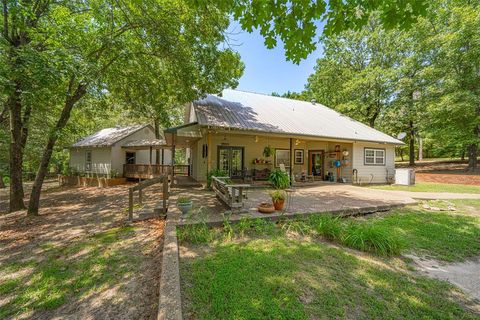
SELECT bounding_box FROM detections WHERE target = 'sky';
[226,21,324,95]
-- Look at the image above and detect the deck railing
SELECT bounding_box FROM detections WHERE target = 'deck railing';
[124,164,189,178]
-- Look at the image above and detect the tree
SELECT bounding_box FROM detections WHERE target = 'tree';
[1,1,244,215]
[422,1,480,171]
[306,16,402,128]
[227,0,428,63]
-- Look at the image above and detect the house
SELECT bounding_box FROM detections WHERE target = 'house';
[164,89,403,183]
[69,124,173,178]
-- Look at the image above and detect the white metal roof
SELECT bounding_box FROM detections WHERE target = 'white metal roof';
[193,89,403,145]
[71,124,149,148]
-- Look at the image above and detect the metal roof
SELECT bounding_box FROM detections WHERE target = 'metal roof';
[193,89,403,145]
[71,124,150,148]
[122,138,167,148]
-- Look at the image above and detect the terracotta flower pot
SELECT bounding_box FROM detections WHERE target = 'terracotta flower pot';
[272,199,285,211]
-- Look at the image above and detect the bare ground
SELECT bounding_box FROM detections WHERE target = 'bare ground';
[0,182,164,319]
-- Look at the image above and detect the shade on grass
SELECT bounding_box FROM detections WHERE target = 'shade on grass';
[0,226,140,319]
[181,238,477,319]
[369,182,480,194]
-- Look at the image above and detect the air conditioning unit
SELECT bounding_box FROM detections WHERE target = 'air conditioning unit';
[395,168,415,185]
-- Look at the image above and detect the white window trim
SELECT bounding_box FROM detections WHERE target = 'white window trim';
[85,150,92,171]
[364,148,385,166]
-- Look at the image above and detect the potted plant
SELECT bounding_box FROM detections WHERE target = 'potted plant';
[270,190,287,210]
[263,145,274,158]
[177,197,193,215]
[268,169,291,189]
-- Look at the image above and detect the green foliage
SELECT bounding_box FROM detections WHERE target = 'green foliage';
[207,169,229,189]
[308,214,343,241]
[177,223,212,244]
[341,222,404,256]
[270,189,287,201]
[177,197,192,205]
[268,169,290,189]
[262,145,274,157]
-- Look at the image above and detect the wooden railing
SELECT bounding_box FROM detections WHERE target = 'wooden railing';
[124,164,190,179]
[124,164,172,179]
[128,176,169,221]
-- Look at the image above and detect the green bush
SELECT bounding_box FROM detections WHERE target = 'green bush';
[308,215,343,241]
[207,169,229,189]
[268,169,290,189]
[341,222,403,256]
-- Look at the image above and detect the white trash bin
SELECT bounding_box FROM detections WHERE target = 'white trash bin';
[395,168,415,185]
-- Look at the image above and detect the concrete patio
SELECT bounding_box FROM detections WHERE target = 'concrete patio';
[170,183,417,226]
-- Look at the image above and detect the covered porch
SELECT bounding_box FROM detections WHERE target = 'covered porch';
[121,138,191,180]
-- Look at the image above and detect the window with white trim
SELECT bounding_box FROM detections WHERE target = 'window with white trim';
[364,148,385,165]
[85,150,92,171]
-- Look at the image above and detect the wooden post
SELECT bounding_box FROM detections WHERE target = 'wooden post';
[171,133,175,187]
[162,175,168,214]
[128,188,133,221]
[138,188,143,205]
[207,132,212,176]
[289,138,294,186]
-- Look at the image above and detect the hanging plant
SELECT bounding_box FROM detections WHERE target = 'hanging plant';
[263,145,274,158]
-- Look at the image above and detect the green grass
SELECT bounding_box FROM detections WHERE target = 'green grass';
[181,238,478,319]
[369,182,480,193]
[0,226,140,319]
[367,200,480,261]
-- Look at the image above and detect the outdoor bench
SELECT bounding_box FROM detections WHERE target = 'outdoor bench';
[211,176,250,209]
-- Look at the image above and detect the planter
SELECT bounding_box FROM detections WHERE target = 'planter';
[58,175,127,188]
[272,199,285,211]
[177,201,193,215]
[258,202,275,214]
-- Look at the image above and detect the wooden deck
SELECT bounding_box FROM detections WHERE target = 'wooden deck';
[124,164,190,179]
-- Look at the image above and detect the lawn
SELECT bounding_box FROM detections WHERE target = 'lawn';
[369,182,480,193]
[179,200,480,319]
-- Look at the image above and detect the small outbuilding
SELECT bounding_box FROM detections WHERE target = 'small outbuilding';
[69,124,173,178]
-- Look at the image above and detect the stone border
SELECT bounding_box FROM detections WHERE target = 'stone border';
[176,202,408,228]
[158,199,183,320]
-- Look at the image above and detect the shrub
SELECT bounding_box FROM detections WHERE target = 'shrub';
[308,215,343,241]
[341,222,403,256]
[207,169,229,189]
[268,169,290,189]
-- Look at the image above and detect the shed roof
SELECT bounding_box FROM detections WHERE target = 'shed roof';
[193,89,403,145]
[122,138,167,148]
[71,124,150,148]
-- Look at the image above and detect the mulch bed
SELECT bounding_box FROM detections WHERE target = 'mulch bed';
[416,173,480,186]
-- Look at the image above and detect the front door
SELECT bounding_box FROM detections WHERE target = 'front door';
[218,146,244,178]
[308,150,324,180]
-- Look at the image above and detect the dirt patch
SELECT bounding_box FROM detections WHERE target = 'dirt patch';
[0,183,164,319]
[409,254,480,312]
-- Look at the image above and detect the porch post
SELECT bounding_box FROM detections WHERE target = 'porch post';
[207,131,212,175]
[171,133,175,187]
[289,138,294,186]
[149,146,152,164]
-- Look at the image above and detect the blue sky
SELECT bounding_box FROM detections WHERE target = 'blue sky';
[226,21,324,95]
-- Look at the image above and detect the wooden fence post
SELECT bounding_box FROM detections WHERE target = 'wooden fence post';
[128,188,133,221]
[139,189,143,205]
[163,175,168,214]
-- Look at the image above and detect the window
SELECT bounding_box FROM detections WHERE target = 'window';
[364,148,385,165]
[294,149,304,164]
[275,149,291,167]
[126,152,136,165]
[85,150,92,171]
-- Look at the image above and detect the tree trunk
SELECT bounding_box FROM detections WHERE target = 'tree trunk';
[8,86,26,212]
[154,118,160,165]
[399,149,404,162]
[461,149,465,161]
[409,120,415,167]
[27,84,87,216]
[467,144,477,172]
[0,174,5,189]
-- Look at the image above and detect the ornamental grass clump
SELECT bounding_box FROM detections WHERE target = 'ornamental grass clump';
[341,222,403,256]
[308,214,343,241]
[177,223,213,244]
